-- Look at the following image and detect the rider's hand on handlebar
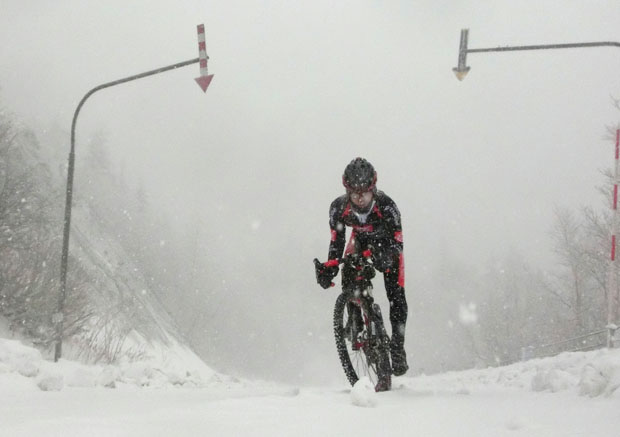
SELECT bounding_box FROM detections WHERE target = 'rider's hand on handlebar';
[314,258,338,289]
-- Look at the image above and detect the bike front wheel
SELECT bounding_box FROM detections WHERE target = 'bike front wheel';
[333,291,392,391]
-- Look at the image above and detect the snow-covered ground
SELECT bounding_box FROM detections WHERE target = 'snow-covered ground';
[2,337,620,436]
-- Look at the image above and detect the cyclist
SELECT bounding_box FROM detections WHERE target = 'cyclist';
[316,157,409,376]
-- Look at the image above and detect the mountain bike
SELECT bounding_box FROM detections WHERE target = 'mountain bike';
[314,252,392,392]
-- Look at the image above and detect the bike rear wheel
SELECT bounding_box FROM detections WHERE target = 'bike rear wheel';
[333,292,392,391]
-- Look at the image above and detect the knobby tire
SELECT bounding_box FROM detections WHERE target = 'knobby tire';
[333,291,392,391]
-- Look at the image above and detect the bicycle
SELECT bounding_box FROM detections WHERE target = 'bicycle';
[314,251,392,392]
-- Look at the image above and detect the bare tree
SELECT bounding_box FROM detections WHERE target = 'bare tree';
[546,207,590,331]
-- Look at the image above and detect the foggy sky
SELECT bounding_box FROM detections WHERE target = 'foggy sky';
[2,0,620,383]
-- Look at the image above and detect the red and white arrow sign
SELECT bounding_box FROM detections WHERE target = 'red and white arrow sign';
[195,24,214,93]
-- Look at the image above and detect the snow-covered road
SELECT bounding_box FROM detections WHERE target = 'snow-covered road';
[3,379,620,437]
[2,336,620,436]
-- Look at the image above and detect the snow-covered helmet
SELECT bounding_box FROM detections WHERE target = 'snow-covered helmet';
[342,158,377,193]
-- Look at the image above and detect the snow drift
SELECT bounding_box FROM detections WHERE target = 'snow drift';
[2,330,620,399]
[410,347,620,398]
[0,335,219,393]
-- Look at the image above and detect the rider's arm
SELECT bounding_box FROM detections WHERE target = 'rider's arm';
[382,196,405,287]
[380,194,403,255]
[327,197,346,262]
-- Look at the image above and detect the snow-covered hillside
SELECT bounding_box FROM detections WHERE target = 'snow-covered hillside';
[65,204,190,357]
[2,334,620,436]
[0,109,207,370]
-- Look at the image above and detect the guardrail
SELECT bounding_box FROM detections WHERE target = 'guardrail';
[521,325,618,361]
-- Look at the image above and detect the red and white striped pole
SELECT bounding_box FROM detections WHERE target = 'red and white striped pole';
[195,24,214,93]
[608,129,620,347]
[612,129,619,262]
[197,24,208,75]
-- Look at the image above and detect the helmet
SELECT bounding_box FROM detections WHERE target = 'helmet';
[342,158,377,193]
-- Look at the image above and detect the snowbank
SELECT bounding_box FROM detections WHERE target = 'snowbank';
[0,338,43,378]
[3,331,620,399]
[0,336,224,392]
[409,348,620,398]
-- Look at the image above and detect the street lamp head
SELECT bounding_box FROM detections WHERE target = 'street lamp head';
[453,28,471,81]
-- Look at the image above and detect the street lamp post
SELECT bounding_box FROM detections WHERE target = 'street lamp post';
[55,25,214,362]
[452,28,620,348]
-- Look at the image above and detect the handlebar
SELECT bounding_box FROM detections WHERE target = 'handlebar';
[323,250,374,267]
[314,250,376,289]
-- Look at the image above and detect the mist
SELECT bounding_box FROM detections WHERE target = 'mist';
[2,0,619,384]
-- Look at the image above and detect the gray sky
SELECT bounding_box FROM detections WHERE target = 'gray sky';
[2,0,620,382]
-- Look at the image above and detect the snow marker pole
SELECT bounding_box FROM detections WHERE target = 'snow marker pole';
[198,24,208,76]
[608,129,620,348]
[195,24,214,92]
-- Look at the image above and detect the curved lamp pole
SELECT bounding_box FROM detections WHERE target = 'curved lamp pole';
[452,28,620,349]
[55,31,214,361]
[55,58,198,362]
[453,29,620,81]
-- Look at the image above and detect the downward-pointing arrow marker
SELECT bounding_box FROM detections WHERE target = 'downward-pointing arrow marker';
[195,24,214,93]
[195,74,214,93]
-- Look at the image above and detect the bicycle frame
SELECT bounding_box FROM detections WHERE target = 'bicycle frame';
[316,251,392,390]
[339,254,391,387]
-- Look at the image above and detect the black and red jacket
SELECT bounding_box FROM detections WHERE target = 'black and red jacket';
[326,190,404,287]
